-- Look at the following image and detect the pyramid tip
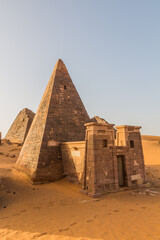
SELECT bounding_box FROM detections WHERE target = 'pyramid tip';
[54,59,67,70]
[54,59,65,68]
[57,58,64,64]
[51,59,68,75]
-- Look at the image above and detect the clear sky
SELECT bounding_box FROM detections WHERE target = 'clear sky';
[0,0,160,137]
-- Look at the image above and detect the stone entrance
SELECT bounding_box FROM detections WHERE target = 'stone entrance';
[117,155,126,187]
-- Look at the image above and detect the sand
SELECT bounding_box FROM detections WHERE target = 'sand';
[0,137,160,240]
[142,135,160,166]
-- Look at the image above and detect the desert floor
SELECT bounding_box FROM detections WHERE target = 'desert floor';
[0,136,160,240]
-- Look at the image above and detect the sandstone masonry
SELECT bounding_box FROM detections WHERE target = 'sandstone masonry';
[5,108,35,144]
[14,59,89,183]
[14,59,146,196]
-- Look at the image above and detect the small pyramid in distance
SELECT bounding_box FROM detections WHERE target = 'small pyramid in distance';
[14,59,90,183]
[5,108,35,144]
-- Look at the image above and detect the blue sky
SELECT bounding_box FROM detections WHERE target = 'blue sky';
[0,0,160,137]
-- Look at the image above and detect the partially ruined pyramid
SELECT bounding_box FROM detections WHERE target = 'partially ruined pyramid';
[5,108,35,144]
[90,116,109,124]
[14,59,89,183]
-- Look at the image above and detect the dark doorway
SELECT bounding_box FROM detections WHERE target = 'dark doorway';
[117,155,127,187]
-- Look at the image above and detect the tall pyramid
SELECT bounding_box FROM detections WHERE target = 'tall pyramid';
[14,59,89,183]
[5,108,35,144]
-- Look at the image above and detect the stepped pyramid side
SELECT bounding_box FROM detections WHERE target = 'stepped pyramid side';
[5,108,35,144]
[14,59,89,183]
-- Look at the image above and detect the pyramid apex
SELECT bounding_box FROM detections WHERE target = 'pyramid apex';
[52,59,66,71]
[57,58,63,62]
[56,58,64,65]
[51,59,69,78]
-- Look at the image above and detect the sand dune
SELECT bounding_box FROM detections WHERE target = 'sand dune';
[142,135,160,165]
[0,138,160,240]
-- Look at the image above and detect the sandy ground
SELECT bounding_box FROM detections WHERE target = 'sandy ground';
[0,137,160,240]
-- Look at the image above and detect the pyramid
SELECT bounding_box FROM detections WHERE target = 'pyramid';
[5,108,35,144]
[14,59,89,183]
[89,116,109,124]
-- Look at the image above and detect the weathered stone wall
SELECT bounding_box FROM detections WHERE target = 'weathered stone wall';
[116,126,146,185]
[82,123,146,197]
[61,141,85,183]
[83,123,116,197]
[14,59,89,183]
[5,108,35,144]
[128,132,146,184]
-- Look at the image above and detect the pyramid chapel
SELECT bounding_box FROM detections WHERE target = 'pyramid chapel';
[14,59,146,197]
